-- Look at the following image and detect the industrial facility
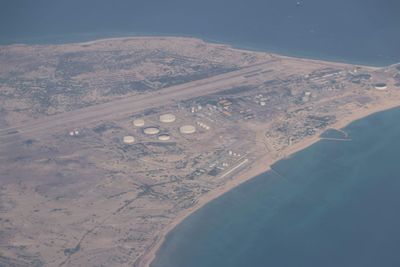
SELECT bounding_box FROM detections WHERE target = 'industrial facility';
[143,127,160,135]
[374,83,388,90]
[123,135,135,144]
[179,125,196,134]
[158,134,171,141]
[133,119,145,127]
[159,113,176,123]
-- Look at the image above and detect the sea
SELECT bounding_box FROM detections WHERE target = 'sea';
[1,1,400,266]
[1,0,400,66]
[152,108,400,267]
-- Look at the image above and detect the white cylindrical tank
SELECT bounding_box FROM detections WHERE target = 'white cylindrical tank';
[123,136,135,144]
[179,125,196,134]
[159,114,176,123]
[133,119,145,127]
[374,83,388,90]
[158,134,171,141]
[143,127,160,135]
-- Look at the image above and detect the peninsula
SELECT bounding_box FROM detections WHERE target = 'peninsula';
[0,37,399,266]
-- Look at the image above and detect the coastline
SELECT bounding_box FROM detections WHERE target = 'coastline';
[137,100,400,267]
[2,34,399,265]
[0,34,394,68]
[78,36,384,70]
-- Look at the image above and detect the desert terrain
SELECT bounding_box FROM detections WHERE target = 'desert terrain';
[0,37,400,266]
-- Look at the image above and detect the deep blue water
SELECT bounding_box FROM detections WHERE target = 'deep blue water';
[1,0,400,66]
[152,108,400,267]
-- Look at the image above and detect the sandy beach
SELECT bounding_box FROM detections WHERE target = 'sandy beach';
[138,99,400,267]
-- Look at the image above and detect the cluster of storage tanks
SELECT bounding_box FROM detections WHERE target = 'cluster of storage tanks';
[123,113,202,145]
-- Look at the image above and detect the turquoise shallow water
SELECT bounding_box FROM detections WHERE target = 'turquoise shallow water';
[152,107,400,267]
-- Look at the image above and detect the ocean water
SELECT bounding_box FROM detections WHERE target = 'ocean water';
[151,107,400,267]
[1,0,400,66]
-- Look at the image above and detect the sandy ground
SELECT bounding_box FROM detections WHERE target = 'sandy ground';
[138,99,400,267]
[1,35,399,266]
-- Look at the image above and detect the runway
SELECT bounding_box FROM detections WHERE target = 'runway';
[0,60,278,146]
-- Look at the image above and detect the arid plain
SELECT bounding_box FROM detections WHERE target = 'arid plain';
[0,37,400,266]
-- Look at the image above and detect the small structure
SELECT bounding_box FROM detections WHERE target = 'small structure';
[158,134,171,141]
[69,129,80,137]
[123,135,135,144]
[143,127,160,135]
[159,113,176,123]
[302,91,312,103]
[374,83,388,91]
[196,121,210,130]
[179,125,196,134]
[133,119,145,127]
